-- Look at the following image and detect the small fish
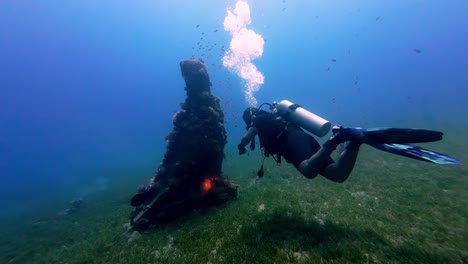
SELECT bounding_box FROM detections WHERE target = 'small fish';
[331,59,337,62]
[413,48,422,53]
[213,29,218,32]
[196,24,200,28]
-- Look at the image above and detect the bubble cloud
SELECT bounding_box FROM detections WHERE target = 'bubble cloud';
[223,0,264,106]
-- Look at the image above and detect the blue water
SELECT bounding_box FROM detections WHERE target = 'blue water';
[1,0,467,219]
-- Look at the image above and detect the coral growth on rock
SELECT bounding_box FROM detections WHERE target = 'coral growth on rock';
[129,60,238,231]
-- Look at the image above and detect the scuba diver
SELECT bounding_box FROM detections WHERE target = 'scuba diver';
[237,100,460,182]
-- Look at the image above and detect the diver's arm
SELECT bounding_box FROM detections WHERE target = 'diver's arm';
[238,127,258,154]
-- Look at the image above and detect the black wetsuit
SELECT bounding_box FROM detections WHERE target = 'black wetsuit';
[252,111,334,173]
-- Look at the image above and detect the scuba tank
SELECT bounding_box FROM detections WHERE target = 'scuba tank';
[274,100,331,137]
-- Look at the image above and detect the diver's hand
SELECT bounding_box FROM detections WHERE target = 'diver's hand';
[238,144,247,155]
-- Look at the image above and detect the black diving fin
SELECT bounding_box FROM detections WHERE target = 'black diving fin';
[336,127,461,165]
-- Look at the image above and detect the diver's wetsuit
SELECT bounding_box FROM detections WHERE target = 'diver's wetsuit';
[252,111,334,174]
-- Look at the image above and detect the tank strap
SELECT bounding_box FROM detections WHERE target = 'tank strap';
[284,103,301,119]
[288,103,301,111]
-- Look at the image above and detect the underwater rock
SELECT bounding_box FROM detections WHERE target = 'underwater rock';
[129,59,238,231]
[70,197,83,210]
[55,197,84,218]
[127,230,142,245]
[56,209,71,218]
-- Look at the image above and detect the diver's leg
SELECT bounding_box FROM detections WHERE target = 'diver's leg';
[298,127,362,182]
[298,146,334,179]
[321,141,361,183]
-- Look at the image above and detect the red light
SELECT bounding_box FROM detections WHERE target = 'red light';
[201,178,213,194]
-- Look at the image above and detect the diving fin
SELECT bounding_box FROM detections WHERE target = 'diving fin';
[360,128,443,144]
[368,143,461,165]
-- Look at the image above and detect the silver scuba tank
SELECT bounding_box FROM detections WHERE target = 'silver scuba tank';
[275,100,331,137]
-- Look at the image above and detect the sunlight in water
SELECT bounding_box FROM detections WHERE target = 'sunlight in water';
[223,0,264,106]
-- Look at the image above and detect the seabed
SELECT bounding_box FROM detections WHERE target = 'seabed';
[1,141,466,263]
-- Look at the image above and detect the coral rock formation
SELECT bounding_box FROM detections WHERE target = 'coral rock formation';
[129,60,238,230]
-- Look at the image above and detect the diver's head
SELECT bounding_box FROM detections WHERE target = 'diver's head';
[242,107,258,130]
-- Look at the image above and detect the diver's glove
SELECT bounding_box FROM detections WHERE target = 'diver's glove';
[238,144,247,155]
